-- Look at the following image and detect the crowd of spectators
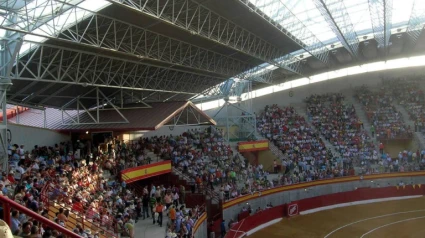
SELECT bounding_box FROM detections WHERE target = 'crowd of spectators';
[387,77,425,133]
[5,141,138,238]
[306,93,375,166]
[4,137,203,238]
[257,104,334,172]
[354,84,412,140]
[113,132,222,237]
[148,128,272,201]
[4,82,425,238]
[255,104,357,189]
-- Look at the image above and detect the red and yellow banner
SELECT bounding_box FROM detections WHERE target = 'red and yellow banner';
[121,161,171,183]
[238,140,269,152]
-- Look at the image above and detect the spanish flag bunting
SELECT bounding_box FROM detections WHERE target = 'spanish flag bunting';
[403,185,406,189]
[413,184,416,189]
[419,184,422,188]
[396,186,399,190]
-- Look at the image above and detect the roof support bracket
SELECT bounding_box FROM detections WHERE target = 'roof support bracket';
[60,87,130,126]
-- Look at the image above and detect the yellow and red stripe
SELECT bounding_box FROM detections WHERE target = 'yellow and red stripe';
[238,140,269,152]
[121,161,171,183]
[193,212,207,233]
[223,171,425,209]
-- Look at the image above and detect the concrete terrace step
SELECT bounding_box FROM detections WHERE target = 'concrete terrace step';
[294,106,339,157]
[415,132,425,150]
[346,95,379,149]
[393,103,415,129]
[393,103,425,149]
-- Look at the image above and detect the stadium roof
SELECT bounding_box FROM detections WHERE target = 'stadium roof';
[8,101,216,131]
[0,0,425,109]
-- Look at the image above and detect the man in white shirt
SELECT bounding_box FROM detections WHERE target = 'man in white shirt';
[18,145,25,160]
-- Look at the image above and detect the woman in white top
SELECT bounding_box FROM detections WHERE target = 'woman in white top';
[173,191,179,207]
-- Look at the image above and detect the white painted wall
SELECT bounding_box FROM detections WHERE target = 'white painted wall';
[7,123,70,149]
[119,125,210,142]
[203,67,425,117]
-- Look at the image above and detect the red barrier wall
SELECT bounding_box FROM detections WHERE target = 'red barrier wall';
[225,205,285,238]
[295,185,425,214]
[225,185,425,238]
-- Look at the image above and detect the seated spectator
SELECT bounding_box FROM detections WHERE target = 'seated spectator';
[257,104,333,177]
[307,93,375,168]
[355,84,412,140]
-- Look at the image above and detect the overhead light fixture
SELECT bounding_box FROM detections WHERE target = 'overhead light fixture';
[21,93,34,102]
[86,131,89,134]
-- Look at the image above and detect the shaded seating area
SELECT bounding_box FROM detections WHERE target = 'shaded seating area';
[306,94,375,166]
[354,86,412,140]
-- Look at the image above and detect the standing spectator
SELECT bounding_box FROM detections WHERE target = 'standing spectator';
[273,160,278,174]
[169,205,176,225]
[379,142,384,155]
[208,173,214,190]
[173,191,179,207]
[155,202,164,227]
[150,194,157,223]
[180,184,186,204]
[164,192,172,210]
[371,125,375,138]
[135,198,142,220]
[221,219,226,237]
[142,194,150,219]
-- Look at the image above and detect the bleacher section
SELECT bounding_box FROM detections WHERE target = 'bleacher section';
[306,93,376,166]
[6,78,425,238]
[257,104,333,175]
[354,85,413,140]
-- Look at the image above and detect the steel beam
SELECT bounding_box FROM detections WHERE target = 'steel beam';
[9,42,221,95]
[237,0,331,68]
[105,0,303,77]
[406,0,425,45]
[314,0,360,60]
[0,0,251,78]
[60,87,129,126]
[368,0,393,56]
[0,0,83,34]
[37,84,72,104]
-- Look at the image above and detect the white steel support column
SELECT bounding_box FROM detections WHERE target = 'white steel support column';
[0,89,8,172]
[0,32,22,171]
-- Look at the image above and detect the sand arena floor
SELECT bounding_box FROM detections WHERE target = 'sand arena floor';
[248,197,425,238]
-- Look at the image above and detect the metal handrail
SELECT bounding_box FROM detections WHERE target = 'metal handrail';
[40,177,118,237]
[176,168,221,203]
[0,195,81,238]
[121,170,208,214]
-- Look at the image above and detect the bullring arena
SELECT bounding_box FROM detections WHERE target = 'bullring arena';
[251,197,425,238]
[1,1,425,238]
